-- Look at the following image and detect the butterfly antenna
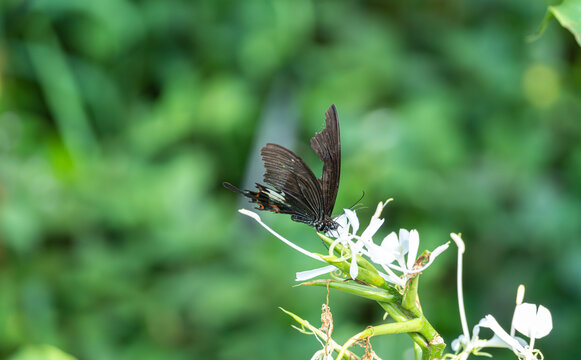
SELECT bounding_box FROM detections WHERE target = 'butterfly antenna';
[352,204,367,212]
[349,190,366,210]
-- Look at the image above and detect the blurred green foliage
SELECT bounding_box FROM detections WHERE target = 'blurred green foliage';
[0,0,580,359]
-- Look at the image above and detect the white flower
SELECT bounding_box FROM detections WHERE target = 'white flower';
[238,201,449,286]
[299,200,448,285]
[451,234,552,360]
[301,206,384,281]
[512,303,553,340]
[478,314,550,360]
[365,228,449,287]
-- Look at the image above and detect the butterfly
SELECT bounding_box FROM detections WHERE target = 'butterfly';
[223,104,341,233]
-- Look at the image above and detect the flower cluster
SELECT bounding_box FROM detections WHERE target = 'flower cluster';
[237,201,552,360]
[449,234,552,360]
[297,200,449,287]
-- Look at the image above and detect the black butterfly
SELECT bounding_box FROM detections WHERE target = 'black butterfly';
[223,104,341,232]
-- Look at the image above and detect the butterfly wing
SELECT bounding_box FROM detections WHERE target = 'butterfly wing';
[310,104,341,217]
[223,105,341,232]
[260,143,325,225]
[223,181,312,219]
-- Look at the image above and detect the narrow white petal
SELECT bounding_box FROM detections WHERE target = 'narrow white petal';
[484,334,515,348]
[345,209,359,234]
[239,209,324,261]
[480,315,526,353]
[431,243,450,258]
[296,265,337,281]
[401,243,450,274]
[377,270,404,287]
[406,230,420,269]
[398,228,410,251]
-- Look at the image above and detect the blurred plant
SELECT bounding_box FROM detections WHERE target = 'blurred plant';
[7,345,77,360]
[238,202,552,360]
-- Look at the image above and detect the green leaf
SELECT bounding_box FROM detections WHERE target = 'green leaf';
[533,0,581,46]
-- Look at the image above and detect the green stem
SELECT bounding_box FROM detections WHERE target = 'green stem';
[379,301,428,348]
[301,280,399,302]
[414,342,422,360]
[402,274,419,313]
[336,319,424,360]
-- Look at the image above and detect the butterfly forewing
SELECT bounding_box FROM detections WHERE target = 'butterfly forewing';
[310,104,341,217]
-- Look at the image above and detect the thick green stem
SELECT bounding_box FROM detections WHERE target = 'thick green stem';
[378,301,445,359]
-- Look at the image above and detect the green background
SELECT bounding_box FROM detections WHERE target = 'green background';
[1,0,579,359]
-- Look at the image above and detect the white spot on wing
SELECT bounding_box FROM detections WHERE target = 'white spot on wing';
[265,188,286,202]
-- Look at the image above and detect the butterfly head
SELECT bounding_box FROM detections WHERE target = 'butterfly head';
[316,216,339,233]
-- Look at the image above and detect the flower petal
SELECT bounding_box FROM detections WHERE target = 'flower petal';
[296,265,338,281]
[345,209,359,234]
[512,303,536,338]
[403,242,450,274]
[367,242,396,264]
[398,228,410,253]
[239,209,323,261]
[451,336,464,352]
[513,303,553,339]
[381,232,399,251]
[377,270,404,287]
[361,217,384,241]
[534,305,553,338]
[479,315,526,353]
[406,230,420,269]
